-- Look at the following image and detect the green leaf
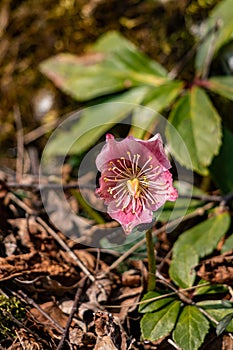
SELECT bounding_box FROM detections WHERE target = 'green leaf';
[40,53,149,101]
[140,300,181,341]
[173,305,209,350]
[169,245,199,288]
[130,81,183,139]
[197,300,233,332]
[92,31,168,77]
[221,234,233,253]
[139,291,176,313]
[210,127,233,193]
[207,76,233,101]
[166,86,222,175]
[194,280,228,296]
[172,212,231,259]
[216,313,233,335]
[40,32,168,102]
[195,0,233,77]
[44,87,148,156]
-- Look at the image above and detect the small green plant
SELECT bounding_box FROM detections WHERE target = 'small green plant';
[0,296,25,339]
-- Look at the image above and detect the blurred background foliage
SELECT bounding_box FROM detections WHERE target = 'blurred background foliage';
[0,0,223,165]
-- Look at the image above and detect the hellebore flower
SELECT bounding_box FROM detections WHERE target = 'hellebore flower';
[96,134,178,234]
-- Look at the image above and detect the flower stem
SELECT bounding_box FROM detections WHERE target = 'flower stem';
[146,229,156,291]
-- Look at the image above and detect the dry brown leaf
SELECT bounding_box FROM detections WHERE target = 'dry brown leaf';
[30,301,68,329]
[93,312,127,350]
[9,329,44,350]
[196,250,233,285]
[0,251,79,282]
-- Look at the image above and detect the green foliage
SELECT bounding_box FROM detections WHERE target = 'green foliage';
[0,296,25,338]
[140,298,181,341]
[172,305,209,350]
[169,212,230,288]
[197,300,233,332]
[210,127,233,193]
[166,86,222,175]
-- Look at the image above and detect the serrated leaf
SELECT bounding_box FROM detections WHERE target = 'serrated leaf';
[166,87,222,175]
[173,212,230,259]
[141,300,181,341]
[43,87,148,156]
[195,0,233,77]
[169,245,199,288]
[197,300,233,332]
[210,127,233,193]
[207,76,233,101]
[173,305,209,350]
[130,81,183,139]
[139,291,176,313]
[221,234,233,253]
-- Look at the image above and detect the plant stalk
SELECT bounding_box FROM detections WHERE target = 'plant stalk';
[145,228,156,291]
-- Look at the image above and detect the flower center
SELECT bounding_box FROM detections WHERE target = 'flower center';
[103,151,169,215]
[127,178,140,198]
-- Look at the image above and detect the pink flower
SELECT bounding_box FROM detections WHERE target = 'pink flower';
[96,134,178,234]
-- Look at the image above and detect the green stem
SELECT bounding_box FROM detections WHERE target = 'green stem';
[71,189,105,224]
[146,229,156,291]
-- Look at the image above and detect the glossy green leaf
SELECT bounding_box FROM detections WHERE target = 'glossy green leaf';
[130,81,183,139]
[207,76,233,101]
[139,291,176,313]
[221,234,233,253]
[166,86,222,175]
[173,305,209,350]
[210,127,233,193]
[44,87,148,156]
[169,244,199,288]
[172,212,231,259]
[195,0,233,77]
[141,300,181,341]
[197,300,233,332]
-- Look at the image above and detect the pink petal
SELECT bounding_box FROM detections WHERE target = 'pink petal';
[107,201,153,234]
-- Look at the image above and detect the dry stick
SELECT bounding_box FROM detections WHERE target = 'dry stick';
[8,192,95,283]
[14,290,64,333]
[36,217,95,282]
[105,202,215,274]
[56,277,87,350]
[13,105,24,183]
[2,310,49,348]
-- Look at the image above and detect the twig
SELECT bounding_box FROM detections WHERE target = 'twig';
[14,290,64,333]
[8,192,95,282]
[56,277,87,350]
[2,310,48,347]
[36,217,95,282]
[14,105,24,183]
[167,338,182,350]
